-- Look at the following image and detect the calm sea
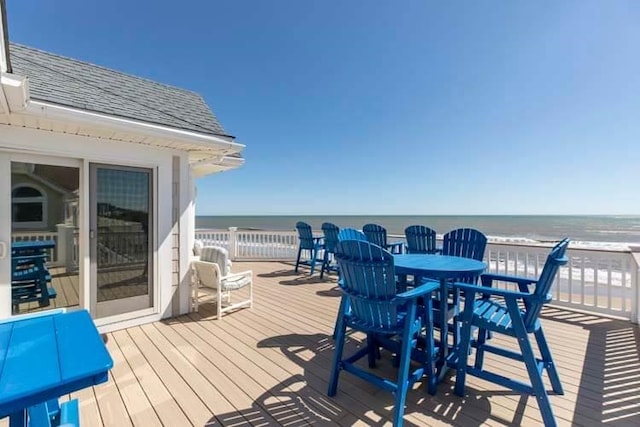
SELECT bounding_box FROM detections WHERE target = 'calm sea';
[196,215,640,246]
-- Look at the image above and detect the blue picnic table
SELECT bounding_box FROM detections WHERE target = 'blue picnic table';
[0,310,113,426]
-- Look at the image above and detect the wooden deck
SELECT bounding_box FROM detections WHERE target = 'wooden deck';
[11,261,640,426]
[13,266,148,314]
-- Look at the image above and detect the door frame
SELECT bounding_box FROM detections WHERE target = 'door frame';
[89,163,157,318]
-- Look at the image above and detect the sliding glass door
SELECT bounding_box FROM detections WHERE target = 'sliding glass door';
[90,164,154,318]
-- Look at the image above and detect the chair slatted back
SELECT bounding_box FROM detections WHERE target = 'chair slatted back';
[404,225,437,254]
[442,228,487,283]
[193,261,221,289]
[337,228,367,242]
[362,223,388,248]
[321,222,340,253]
[442,228,487,260]
[296,221,316,250]
[200,246,230,276]
[335,240,399,331]
[523,238,570,328]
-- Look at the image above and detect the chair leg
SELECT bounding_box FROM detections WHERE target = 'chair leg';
[320,250,329,279]
[423,295,437,395]
[216,288,223,320]
[535,328,564,395]
[366,333,379,368]
[309,246,319,275]
[454,295,475,397]
[328,316,347,397]
[332,296,348,340]
[294,246,303,272]
[508,302,557,427]
[392,304,418,427]
[249,280,254,309]
[450,289,459,349]
[474,327,488,369]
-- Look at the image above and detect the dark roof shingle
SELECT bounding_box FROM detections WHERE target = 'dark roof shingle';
[9,43,231,138]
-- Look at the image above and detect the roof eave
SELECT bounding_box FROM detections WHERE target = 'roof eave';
[192,155,245,178]
[24,99,244,154]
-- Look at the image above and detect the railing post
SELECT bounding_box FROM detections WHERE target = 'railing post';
[629,246,640,325]
[57,224,67,267]
[228,227,238,261]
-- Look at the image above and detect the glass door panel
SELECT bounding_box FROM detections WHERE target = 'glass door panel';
[90,164,153,318]
[10,161,80,315]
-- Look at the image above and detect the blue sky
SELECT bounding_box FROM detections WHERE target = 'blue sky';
[7,1,640,215]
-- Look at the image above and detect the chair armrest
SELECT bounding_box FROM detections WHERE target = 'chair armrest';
[224,270,253,280]
[451,282,533,300]
[481,273,537,288]
[393,281,439,302]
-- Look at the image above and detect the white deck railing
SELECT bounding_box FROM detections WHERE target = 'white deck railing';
[196,227,298,260]
[196,227,640,324]
[484,242,637,321]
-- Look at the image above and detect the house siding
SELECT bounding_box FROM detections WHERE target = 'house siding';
[0,125,182,329]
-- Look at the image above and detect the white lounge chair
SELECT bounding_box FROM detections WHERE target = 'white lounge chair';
[191,246,253,319]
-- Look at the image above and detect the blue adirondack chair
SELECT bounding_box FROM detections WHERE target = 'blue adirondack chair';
[294,221,323,275]
[328,240,438,426]
[337,228,367,242]
[319,222,340,279]
[442,228,487,263]
[404,225,438,254]
[438,228,488,348]
[331,228,368,339]
[452,238,570,427]
[363,223,403,254]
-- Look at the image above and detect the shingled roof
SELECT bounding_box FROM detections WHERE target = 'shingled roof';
[9,43,232,138]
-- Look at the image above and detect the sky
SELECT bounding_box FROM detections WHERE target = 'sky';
[6,1,640,215]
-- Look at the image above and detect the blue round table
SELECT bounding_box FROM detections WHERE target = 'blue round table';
[394,254,486,380]
[394,254,486,280]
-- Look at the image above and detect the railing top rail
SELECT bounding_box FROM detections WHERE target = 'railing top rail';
[196,228,297,235]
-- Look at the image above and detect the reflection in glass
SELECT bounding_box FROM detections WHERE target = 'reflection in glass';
[11,162,80,314]
[96,168,152,304]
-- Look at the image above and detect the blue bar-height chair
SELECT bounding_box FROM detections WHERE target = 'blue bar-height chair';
[320,222,340,279]
[363,223,403,254]
[452,238,570,427]
[294,221,323,275]
[404,225,438,254]
[328,240,438,427]
[337,228,367,242]
[439,228,488,349]
[441,228,487,262]
[331,228,367,339]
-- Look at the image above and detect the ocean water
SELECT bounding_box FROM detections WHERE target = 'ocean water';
[196,215,640,248]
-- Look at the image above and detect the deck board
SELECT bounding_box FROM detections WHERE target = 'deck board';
[3,260,639,426]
